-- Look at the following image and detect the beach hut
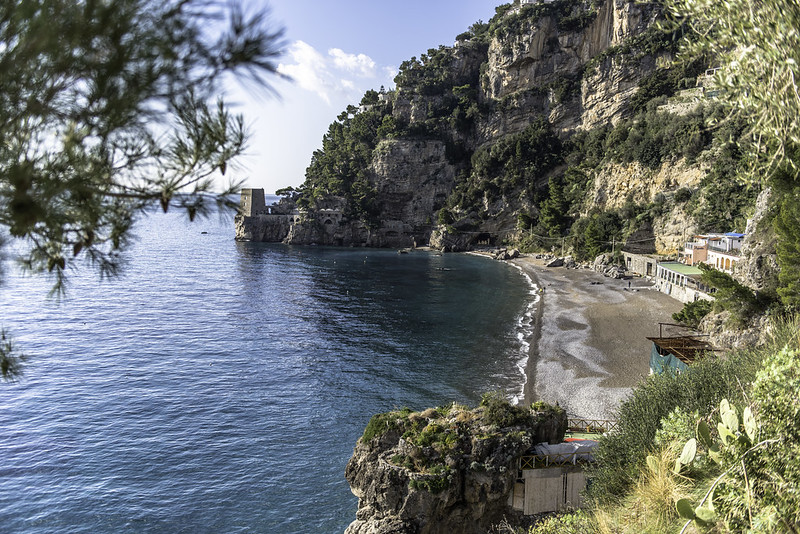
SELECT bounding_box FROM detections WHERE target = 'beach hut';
[646,323,714,374]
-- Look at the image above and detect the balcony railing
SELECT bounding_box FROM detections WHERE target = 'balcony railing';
[567,418,618,434]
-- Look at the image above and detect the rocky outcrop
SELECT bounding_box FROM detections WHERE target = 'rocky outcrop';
[699,311,774,351]
[238,0,721,255]
[234,214,292,242]
[580,54,657,131]
[345,400,566,534]
[737,188,780,292]
[370,140,455,230]
[589,159,705,212]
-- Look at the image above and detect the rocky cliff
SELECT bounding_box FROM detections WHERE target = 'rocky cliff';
[237,0,754,261]
[344,398,566,534]
[237,0,769,300]
[237,0,690,248]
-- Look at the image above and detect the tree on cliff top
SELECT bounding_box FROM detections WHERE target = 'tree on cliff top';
[0,0,285,380]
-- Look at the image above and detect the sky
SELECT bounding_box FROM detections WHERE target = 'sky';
[226,0,501,194]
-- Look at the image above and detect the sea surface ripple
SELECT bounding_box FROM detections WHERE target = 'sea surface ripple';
[0,210,534,533]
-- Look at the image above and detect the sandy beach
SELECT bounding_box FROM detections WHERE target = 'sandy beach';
[511,256,683,420]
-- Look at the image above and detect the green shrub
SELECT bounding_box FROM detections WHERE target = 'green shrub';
[672,299,713,328]
[673,347,800,531]
[480,391,532,428]
[361,408,412,442]
[586,348,764,502]
[699,264,764,325]
[653,407,698,449]
[409,465,452,494]
[747,346,800,528]
[673,187,694,203]
[525,510,595,533]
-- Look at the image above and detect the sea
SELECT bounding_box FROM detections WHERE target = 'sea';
[0,203,538,533]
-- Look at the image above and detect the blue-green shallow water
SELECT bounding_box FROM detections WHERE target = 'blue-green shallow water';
[0,211,535,533]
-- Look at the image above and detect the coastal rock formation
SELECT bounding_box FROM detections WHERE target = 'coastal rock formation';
[737,188,780,292]
[235,0,774,346]
[236,0,686,249]
[370,140,456,230]
[345,399,566,534]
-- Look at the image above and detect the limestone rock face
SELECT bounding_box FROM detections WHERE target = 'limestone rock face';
[239,0,708,253]
[737,188,780,292]
[370,140,455,231]
[344,402,566,534]
[580,54,656,131]
[234,214,292,242]
[483,0,656,103]
[589,159,705,212]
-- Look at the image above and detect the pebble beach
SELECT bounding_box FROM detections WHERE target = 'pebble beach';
[512,256,683,419]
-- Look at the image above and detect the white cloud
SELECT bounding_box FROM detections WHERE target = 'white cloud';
[328,48,377,78]
[277,41,388,105]
[277,41,336,104]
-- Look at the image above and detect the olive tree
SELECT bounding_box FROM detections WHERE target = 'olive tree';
[0,0,285,379]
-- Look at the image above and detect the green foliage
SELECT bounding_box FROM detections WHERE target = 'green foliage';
[586,346,764,502]
[547,73,582,104]
[0,329,28,381]
[0,0,285,295]
[479,391,535,428]
[302,101,390,220]
[774,183,800,309]
[654,407,698,450]
[525,510,594,533]
[437,208,455,226]
[488,0,598,41]
[665,0,800,172]
[752,346,800,442]
[537,176,572,239]
[629,55,708,113]
[674,370,800,533]
[447,118,563,218]
[698,263,764,325]
[572,210,623,261]
[409,465,452,494]
[471,118,563,188]
[395,46,471,97]
[672,299,713,328]
[361,408,412,443]
[673,187,693,203]
[409,422,459,451]
[603,105,712,169]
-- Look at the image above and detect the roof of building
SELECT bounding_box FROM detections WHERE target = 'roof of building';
[658,262,703,276]
[725,232,745,238]
[647,336,714,364]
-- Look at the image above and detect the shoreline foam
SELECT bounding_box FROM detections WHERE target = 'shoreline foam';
[466,251,540,404]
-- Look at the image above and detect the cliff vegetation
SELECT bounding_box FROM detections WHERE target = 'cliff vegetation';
[346,395,566,534]
[500,315,800,534]
[252,0,800,331]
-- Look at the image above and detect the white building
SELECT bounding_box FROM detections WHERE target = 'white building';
[654,262,715,304]
[682,233,744,273]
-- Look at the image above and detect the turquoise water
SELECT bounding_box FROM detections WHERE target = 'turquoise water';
[0,211,535,533]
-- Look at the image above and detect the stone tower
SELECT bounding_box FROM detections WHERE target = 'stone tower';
[239,188,266,216]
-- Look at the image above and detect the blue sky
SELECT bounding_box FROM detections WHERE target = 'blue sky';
[227,0,500,193]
